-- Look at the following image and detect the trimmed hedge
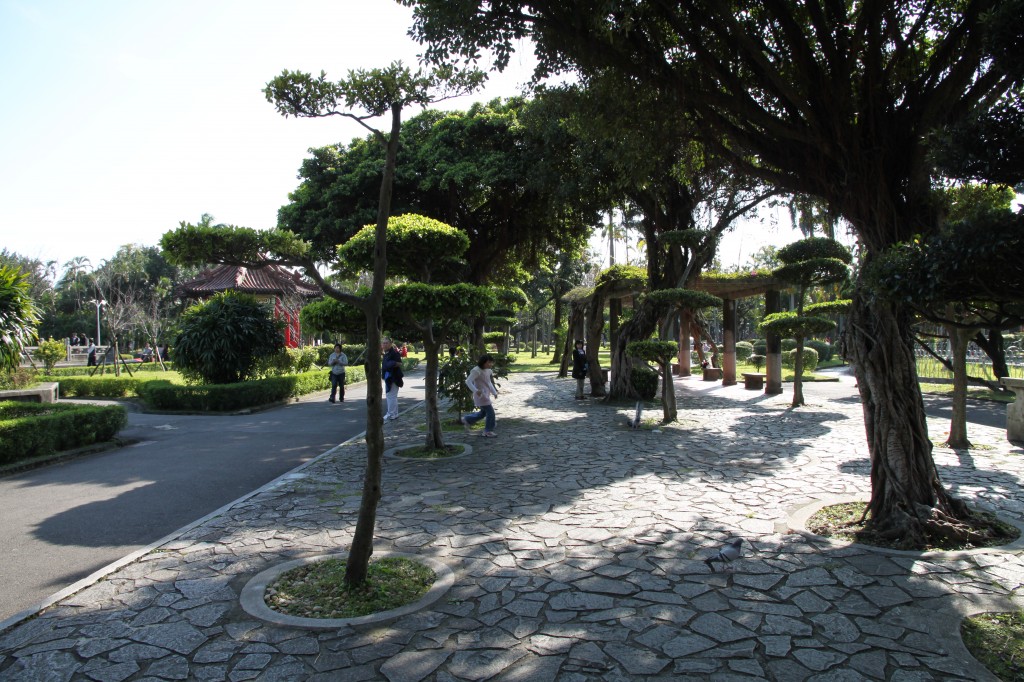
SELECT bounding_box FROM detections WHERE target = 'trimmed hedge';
[45,363,175,376]
[0,401,128,464]
[735,341,754,362]
[135,361,393,412]
[783,347,820,372]
[46,375,148,398]
[805,339,833,362]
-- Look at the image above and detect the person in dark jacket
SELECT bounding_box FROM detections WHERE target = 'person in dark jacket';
[381,337,403,421]
[571,340,588,399]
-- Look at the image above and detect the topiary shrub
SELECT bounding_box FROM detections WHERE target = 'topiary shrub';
[631,365,659,400]
[0,401,127,464]
[749,354,766,372]
[806,339,832,362]
[752,340,767,355]
[173,291,285,384]
[781,338,798,351]
[735,341,754,362]
[783,347,819,372]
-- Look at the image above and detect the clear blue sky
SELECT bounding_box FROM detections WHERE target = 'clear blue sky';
[0,0,800,275]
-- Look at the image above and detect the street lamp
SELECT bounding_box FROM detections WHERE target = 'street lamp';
[90,299,106,346]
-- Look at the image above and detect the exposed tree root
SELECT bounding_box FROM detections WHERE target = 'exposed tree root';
[865,500,1016,550]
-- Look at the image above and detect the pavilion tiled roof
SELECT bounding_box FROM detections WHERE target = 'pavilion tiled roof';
[177,264,320,299]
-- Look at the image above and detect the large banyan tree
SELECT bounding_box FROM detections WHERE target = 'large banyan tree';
[405,0,1024,545]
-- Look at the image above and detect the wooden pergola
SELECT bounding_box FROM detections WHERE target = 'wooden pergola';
[690,274,785,393]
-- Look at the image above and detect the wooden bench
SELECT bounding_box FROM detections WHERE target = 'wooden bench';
[742,373,765,390]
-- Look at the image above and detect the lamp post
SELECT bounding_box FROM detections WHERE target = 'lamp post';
[90,299,106,346]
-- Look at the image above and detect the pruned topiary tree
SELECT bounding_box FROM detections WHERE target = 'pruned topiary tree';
[760,238,852,407]
[625,340,678,422]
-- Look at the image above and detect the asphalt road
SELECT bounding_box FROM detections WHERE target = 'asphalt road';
[0,373,425,624]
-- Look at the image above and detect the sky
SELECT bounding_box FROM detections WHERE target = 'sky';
[0,0,801,279]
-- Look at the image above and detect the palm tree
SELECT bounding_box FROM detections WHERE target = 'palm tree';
[0,265,41,371]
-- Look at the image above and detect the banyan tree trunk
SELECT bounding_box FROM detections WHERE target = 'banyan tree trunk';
[423,339,446,451]
[847,287,978,546]
[608,298,661,399]
[585,294,607,397]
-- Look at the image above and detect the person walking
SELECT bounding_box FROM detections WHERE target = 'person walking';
[571,339,588,399]
[381,337,403,421]
[327,343,348,403]
[86,339,97,367]
[461,354,498,437]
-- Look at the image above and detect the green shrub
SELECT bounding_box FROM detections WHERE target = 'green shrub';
[781,338,798,351]
[753,340,767,355]
[749,354,766,372]
[0,401,127,464]
[735,341,754,362]
[174,291,285,384]
[33,338,67,372]
[631,365,659,400]
[438,353,513,415]
[806,339,832,362]
[783,347,819,372]
[138,378,295,411]
[0,368,38,390]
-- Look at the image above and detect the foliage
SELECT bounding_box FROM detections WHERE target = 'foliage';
[33,338,67,372]
[805,339,833,363]
[734,341,754,362]
[0,368,37,390]
[0,401,127,465]
[437,353,513,415]
[173,292,285,385]
[47,375,149,398]
[868,208,1024,328]
[759,312,836,340]
[337,213,470,282]
[595,265,647,289]
[783,347,819,373]
[805,300,851,316]
[630,365,658,401]
[0,265,41,371]
[645,288,722,311]
[625,340,678,366]
[749,354,766,372]
[752,340,767,355]
[482,331,506,345]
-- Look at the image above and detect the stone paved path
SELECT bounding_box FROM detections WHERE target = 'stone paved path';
[1,372,1023,681]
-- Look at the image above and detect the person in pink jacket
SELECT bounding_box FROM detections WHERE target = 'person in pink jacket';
[460,354,498,437]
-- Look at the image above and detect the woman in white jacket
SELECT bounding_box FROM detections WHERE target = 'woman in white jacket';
[460,354,498,437]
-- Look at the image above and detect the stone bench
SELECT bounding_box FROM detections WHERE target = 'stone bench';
[702,367,723,382]
[1001,377,1024,442]
[0,382,59,404]
[742,373,765,390]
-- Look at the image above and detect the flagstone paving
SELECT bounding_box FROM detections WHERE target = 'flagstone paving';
[1,371,1023,681]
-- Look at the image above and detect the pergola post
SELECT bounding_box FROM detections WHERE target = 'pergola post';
[677,308,693,376]
[764,289,783,395]
[722,298,737,386]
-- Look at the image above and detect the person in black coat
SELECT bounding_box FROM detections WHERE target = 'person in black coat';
[571,340,588,400]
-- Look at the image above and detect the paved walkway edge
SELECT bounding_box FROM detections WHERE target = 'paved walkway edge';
[0,401,422,636]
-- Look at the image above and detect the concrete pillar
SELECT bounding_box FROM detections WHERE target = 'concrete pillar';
[765,289,783,395]
[722,298,737,386]
[677,309,693,376]
[1003,378,1024,442]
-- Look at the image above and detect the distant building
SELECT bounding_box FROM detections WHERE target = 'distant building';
[177,264,320,348]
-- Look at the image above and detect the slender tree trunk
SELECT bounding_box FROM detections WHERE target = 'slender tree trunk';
[792,336,806,407]
[423,338,445,450]
[550,294,563,365]
[558,304,583,377]
[346,103,400,587]
[945,322,974,449]
[659,360,677,422]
